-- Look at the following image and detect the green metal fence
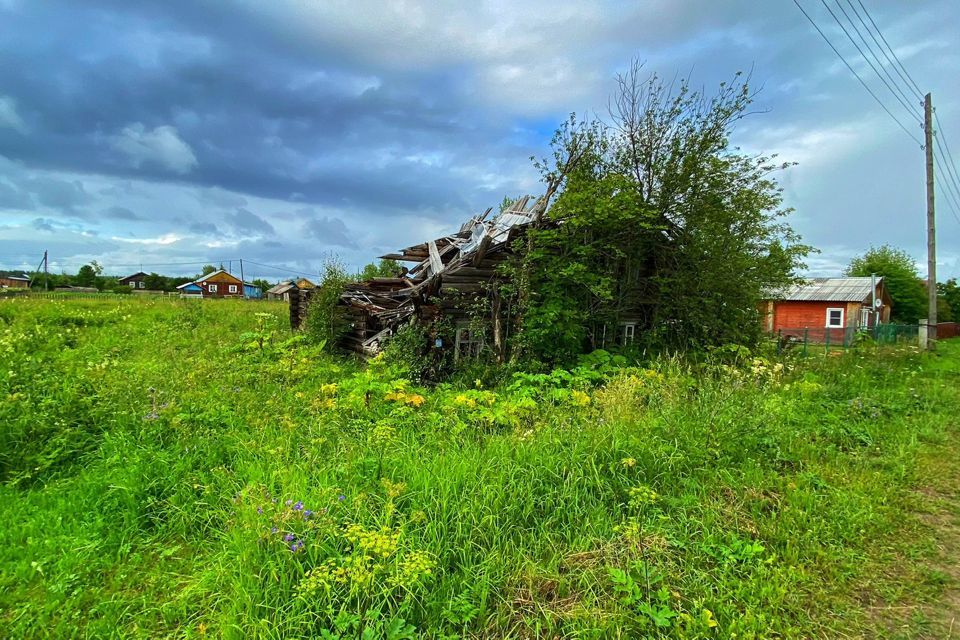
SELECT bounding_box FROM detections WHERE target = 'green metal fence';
[775,324,919,355]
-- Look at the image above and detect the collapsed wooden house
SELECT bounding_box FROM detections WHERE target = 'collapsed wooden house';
[290,196,546,357]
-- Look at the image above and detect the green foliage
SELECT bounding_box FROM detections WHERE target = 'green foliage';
[846,244,926,322]
[74,264,97,287]
[358,259,401,280]
[512,66,809,364]
[251,278,272,293]
[305,261,351,347]
[938,278,959,322]
[382,322,437,382]
[0,296,958,638]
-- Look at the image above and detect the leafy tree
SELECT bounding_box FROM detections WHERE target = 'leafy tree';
[938,278,959,323]
[201,265,217,276]
[305,260,351,347]
[358,259,400,280]
[509,63,808,364]
[251,278,272,293]
[144,272,167,290]
[74,264,97,287]
[846,245,926,323]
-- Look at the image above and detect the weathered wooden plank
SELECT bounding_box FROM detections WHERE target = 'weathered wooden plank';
[471,233,494,267]
[378,253,425,262]
[428,240,444,276]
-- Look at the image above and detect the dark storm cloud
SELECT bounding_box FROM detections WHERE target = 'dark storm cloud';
[0,0,957,277]
[301,211,356,249]
[23,176,93,211]
[188,221,218,234]
[226,208,275,236]
[0,180,32,209]
[31,218,55,232]
[0,0,520,216]
[104,206,142,220]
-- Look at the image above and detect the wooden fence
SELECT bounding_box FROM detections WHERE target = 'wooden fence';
[938,322,960,339]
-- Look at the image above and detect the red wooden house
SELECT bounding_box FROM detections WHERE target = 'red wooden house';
[195,269,244,297]
[0,274,30,289]
[761,277,892,343]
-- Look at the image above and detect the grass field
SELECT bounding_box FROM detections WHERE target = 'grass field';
[1,295,958,639]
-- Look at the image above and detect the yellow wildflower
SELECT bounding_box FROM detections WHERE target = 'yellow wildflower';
[453,394,477,408]
[628,484,658,507]
[380,477,406,499]
[406,394,425,407]
[571,389,592,406]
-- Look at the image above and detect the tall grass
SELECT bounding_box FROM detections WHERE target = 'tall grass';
[0,296,957,638]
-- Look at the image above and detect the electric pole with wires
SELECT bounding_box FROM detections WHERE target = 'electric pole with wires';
[924,93,936,349]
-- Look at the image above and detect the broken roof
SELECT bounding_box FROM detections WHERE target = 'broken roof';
[770,277,883,302]
[331,196,546,354]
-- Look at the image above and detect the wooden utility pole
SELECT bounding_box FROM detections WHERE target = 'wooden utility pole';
[924,93,937,349]
[239,258,246,299]
[43,250,49,291]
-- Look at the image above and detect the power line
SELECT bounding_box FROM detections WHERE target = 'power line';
[935,148,960,217]
[847,0,924,102]
[935,170,960,225]
[835,0,921,116]
[791,0,922,146]
[934,112,960,206]
[853,0,925,99]
[933,147,960,224]
[819,0,920,123]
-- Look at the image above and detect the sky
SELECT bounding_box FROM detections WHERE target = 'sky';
[0,0,958,282]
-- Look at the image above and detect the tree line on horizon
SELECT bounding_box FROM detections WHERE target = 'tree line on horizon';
[0,259,401,294]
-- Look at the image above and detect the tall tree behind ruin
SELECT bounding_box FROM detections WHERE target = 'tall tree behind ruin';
[511,62,809,363]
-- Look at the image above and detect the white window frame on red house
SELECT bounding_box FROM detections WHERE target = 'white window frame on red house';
[825,307,844,328]
[228,284,238,293]
[138,281,145,288]
[129,281,135,287]
[208,284,218,293]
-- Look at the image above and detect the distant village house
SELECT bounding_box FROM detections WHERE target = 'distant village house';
[761,277,892,343]
[118,272,148,289]
[0,274,30,289]
[177,269,262,299]
[267,278,315,302]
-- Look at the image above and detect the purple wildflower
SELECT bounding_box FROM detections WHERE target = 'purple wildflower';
[256,506,263,515]
[285,499,293,506]
[303,510,314,519]
[337,494,346,502]
[293,501,304,511]
[284,533,295,542]
[290,540,304,553]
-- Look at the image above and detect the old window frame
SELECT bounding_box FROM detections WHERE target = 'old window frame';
[825,307,844,328]
[208,284,218,293]
[454,321,483,360]
[620,321,636,346]
[228,284,238,293]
